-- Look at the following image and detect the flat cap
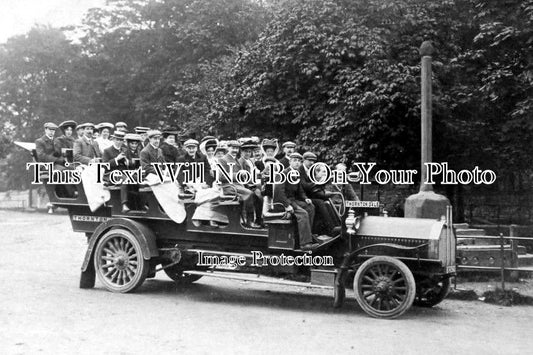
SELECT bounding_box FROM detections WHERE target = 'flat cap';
[78,123,95,129]
[110,131,126,139]
[124,133,143,141]
[44,122,58,129]
[289,152,303,160]
[134,126,150,133]
[115,122,128,128]
[282,141,296,148]
[147,129,162,138]
[59,120,77,129]
[183,139,199,147]
[227,140,241,148]
[302,152,317,161]
[96,122,114,131]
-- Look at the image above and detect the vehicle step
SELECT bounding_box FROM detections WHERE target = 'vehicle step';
[183,270,334,289]
[453,223,470,229]
[455,228,486,236]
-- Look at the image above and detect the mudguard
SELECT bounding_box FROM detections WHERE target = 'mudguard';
[81,218,159,272]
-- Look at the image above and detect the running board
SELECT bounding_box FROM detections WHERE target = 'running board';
[183,270,333,289]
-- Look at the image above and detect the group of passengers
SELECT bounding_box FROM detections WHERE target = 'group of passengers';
[35,121,359,250]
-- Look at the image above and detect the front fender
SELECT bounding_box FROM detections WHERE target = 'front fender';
[81,218,159,272]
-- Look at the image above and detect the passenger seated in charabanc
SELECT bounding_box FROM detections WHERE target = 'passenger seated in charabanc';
[299,152,337,236]
[271,152,320,251]
[53,120,77,162]
[139,129,165,177]
[102,131,142,213]
[238,138,263,228]
[159,126,180,164]
[73,123,102,165]
[35,122,77,197]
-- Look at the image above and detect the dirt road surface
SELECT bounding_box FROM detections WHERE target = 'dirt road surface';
[0,210,532,354]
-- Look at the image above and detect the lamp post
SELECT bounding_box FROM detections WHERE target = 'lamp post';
[404,41,450,219]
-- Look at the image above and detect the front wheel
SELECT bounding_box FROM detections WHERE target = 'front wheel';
[353,256,416,319]
[94,228,149,293]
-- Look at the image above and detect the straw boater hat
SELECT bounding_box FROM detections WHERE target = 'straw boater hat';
[78,123,95,129]
[110,131,126,139]
[124,133,143,141]
[135,126,150,134]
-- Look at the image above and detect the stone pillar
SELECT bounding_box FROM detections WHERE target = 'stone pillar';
[404,41,450,219]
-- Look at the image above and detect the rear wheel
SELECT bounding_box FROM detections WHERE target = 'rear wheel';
[414,277,451,307]
[94,228,149,293]
[353,256,416,319]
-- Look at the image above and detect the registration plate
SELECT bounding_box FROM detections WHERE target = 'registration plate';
[345,200,380,208]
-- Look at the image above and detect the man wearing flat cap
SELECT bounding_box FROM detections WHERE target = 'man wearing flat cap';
[74,123,102,165]
[300,152,336,236]
[239,138,263,227]
[273,152,318,250]
[140,130,165,177]
[279,141,296,169]
[35,122,66,167]
[176,139,213,191]
[115,122,128,133]
[103,131,139,213]
[54,120,77,162]
[217,140,253,203]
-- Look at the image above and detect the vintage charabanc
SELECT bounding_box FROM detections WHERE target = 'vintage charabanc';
[26,149,455,319]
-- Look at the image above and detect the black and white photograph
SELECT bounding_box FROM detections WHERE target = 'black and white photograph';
[0,0,532,354]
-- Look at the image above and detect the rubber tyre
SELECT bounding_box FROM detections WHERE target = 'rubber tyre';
[414,277,451,307]
[353,256,416,319]
[94,228,149,293]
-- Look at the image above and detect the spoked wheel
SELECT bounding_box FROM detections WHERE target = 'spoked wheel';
[94,228,149,293]
[354,256,416,319]
[414,277,451,307]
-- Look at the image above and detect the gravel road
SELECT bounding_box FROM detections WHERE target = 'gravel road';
[0,210,532,354]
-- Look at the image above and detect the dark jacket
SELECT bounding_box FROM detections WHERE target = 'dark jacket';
[35,134,63,164]
[102,145,129,170]
[53,135,75,154]
[160,141,180,163]
[177,152,213,186]
[279,156,290,169]
[273,167,308,208]
[299,165,328,199]
[140,143,165,176]
[73,136,101,165]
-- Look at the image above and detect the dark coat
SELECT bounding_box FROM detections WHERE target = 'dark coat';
[299,165,328,199]
[279,156,290,169]
[177,152,213,186]
[53,135,75,154]
[102,145,129,170]
[273,167,308,208]
[73,136,101,165]
[35,134,63,164]
[140,143,165,176]
[160,141,180,163]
